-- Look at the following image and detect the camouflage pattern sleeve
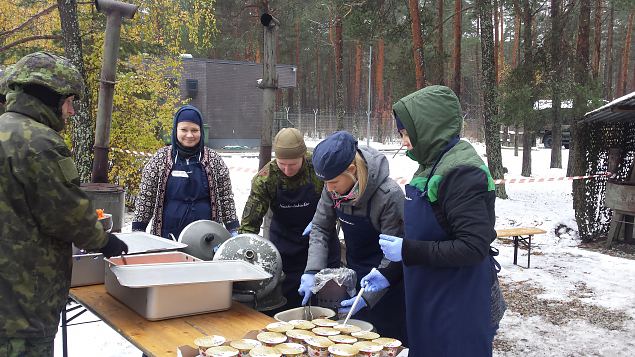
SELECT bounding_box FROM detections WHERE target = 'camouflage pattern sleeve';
[239,162,275,234]
[12,143,107,250]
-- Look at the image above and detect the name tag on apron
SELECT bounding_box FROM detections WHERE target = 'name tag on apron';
[171,170,189,178]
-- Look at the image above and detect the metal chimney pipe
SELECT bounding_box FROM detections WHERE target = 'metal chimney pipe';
[91,0,137,183]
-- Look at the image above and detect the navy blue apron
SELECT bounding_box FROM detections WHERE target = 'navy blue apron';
[337,203,408,344]
[162,153,211,239]
[403,137,494,356]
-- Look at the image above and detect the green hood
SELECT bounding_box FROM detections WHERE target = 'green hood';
[4,87,64,132]
[392,85,462,166]
[393,85,494,201]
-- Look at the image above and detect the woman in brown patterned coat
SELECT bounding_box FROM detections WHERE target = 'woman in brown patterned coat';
[132,105,239,238]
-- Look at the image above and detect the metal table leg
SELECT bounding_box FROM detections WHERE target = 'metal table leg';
[61,297,102,357]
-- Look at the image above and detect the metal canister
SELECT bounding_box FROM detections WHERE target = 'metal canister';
[327,344,359,357]
[353,341,383,357]
[371,338,402,357]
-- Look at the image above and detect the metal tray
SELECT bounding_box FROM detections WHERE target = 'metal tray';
[71,232,187,287]
[104,252,272,320]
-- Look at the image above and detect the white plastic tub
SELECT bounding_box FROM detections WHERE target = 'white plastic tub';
[104,252,271,320]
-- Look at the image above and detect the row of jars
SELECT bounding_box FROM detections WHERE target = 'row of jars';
[194,319,402,357]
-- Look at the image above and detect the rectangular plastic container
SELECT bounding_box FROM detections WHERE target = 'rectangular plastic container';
[104,252,271,320]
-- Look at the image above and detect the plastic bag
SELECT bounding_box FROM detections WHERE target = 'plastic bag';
[311,267,357,296]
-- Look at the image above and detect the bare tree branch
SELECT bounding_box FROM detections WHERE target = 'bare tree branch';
[0,35,62,53]
[0,4,58,39]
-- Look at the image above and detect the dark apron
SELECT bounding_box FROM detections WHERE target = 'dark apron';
[162,153,211,239]
[403,137,494,356]
[337,204,408,344]
[269,182,340,309]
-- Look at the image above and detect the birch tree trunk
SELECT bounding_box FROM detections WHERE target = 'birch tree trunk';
[57,0,94,183]
[476,0,507,199]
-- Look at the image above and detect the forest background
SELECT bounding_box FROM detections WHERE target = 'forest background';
[0,0,634,222]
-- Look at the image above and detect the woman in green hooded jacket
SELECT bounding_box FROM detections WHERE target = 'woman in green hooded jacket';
[361,86,505,356]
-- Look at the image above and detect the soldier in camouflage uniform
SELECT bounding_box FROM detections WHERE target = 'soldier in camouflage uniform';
[0,66,10,115]
[0,52,128,356]
[239,128,340,313]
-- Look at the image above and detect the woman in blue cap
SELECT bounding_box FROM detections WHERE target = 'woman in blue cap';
[133,105,239,239]
[298,131,407,344]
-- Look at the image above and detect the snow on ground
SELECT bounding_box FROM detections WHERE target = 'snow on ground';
[54,140,635,356]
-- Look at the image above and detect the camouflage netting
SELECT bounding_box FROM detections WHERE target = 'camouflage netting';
[576,120,635,240]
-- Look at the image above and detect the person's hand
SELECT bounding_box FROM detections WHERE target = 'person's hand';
[379,234,403,262]
[302,222,313,236]
[360,268,390,292]
[100,233,129,258]
[338,296,367,316]
[298,273,315,305]
[229,229,239,237]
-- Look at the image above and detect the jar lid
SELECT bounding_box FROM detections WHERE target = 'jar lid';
[230,339,261,350]
[350,331,380,340]
[333,323,362,334]
[194,335,226,348]
[327,344,359,356]
[266,322,294,333]
[249,346,282,357]
[353,341,383,352]
[286,329,315,339]
[328,334,357,344]
[257,331,287,344]
[305,336,334,348]
[273,342,305,355]
[312,327,340,336]
[372,337,402,348]
[311,318,338,327]
[287,319,316,330]
[205,345,239,357]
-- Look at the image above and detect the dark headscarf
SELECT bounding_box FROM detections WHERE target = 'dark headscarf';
[171,105,205,159]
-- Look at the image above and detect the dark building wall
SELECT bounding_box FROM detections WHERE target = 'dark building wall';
[180,58,296,148]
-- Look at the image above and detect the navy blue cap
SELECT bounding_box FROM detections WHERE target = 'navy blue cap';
[312,131,358,180]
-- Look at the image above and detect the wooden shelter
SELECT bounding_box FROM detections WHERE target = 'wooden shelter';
[578,92,635,245]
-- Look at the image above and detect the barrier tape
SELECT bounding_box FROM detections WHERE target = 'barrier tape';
[110,147,609,185]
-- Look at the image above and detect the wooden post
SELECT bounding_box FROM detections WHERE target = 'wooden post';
[258,12,279,170]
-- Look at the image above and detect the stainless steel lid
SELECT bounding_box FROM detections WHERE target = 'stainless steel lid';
[178,220,231,260]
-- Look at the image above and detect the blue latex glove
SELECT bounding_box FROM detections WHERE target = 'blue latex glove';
[229,229,239,237]
[338,295,367,316]
[298,273,315,305]
[379,234,403,262]
[302,222,313,236]
[360,268,390,293]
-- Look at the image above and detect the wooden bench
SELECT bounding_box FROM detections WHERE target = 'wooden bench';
[496,227,547,268]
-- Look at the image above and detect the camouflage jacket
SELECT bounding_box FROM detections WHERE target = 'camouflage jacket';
[0,90,107,338]
[239,153,324,234]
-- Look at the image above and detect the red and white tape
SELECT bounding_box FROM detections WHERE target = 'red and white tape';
[392,173,609,185]
[110,147,609,185]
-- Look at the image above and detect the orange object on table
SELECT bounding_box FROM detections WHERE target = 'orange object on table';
[96,209,105,219]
